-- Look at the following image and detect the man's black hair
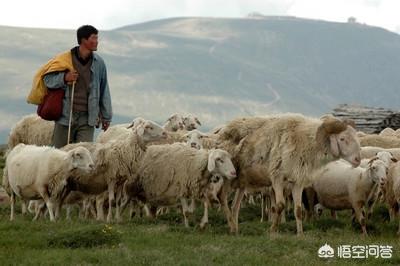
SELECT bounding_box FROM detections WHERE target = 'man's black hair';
[77,25,98,44]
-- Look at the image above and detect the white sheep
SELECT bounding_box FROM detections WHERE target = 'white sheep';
[383,161,400,233]
[184,130,220,150]
[359,134,400,148]
[183,114,201,131]
[7,114,53,150]
[360,151,398,168]
[184,130,205,150]
[181,130,225,226]
[361,146,400,161]
[359,151,397,218]
[313,158,387,235]
[163,114,184,132]
[3,144,94,221]
[97,119,165,144]
[379,127,396,137]
[125,143,237,230]
[218,113,361,235]
[62,121,167,222]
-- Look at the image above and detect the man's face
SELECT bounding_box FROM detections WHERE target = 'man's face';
[82,34,98,51]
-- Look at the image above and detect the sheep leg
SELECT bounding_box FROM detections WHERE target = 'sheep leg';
[54,187,69,220]
[266,190,273,222]
[38,188,55,222]
[10,192,15,221]
[188,198,196,213]
[365,184,378,219]
[354,201,368,236]
[248,195,256,205]
[89,200,97,219]
[107,181,116,222]
[21,200,28,215]
[397,200,400,236]
[115,186,123,222]
[231,187,245,232]
[119,189,131,216]
[128,201,136,219]
[260,194,265,222]
[180,198,190,227]
[66,205,72,220]
[33,202,46,221]
[96,194,106,221]
[218,184,236,233]
[200,198,210,229]
[291,184,304,236]
[304,187,316,222]
[148,205,158,218]
[270,183,285,233]
[82,199,90,219]
[389,204,397,221]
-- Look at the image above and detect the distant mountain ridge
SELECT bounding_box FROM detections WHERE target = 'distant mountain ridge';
[0,16,400,143]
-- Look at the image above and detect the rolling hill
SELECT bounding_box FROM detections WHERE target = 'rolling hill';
[1,16,400,143]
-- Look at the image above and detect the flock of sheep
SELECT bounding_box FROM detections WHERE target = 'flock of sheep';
[1,112,400,237]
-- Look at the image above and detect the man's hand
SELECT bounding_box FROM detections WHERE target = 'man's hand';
[64,70,79,85]
[102,121,110,131]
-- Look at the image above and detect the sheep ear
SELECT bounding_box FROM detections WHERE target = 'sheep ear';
[391,157,398,163]
[329,135,340,157]
[343,119,356,129]
[207,150,217,172]
[195,118,201,126]
[127,123,134,129]
[316,118,347,149]
[168,114,178,122]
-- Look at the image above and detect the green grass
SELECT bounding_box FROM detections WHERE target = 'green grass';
[0,202,399,266]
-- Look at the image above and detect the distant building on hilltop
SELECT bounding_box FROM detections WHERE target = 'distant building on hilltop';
[347,17,357,24]
[332,104,400,134]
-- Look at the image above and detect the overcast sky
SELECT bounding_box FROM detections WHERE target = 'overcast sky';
[1,0,399,33]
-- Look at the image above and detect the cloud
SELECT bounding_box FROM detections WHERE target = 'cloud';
[287,0,400,33]
[0,0,399,33]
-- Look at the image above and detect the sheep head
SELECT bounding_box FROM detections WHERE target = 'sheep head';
[136,121,167,143]
[184,130,205,150]
[207,149,237,179]
[316,117,361,167]
[68,146,95,173]
[367,158,387,186]
[164,114,184,131]
[183,114,201,131]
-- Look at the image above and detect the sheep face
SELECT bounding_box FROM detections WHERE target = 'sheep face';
[164,114,184,131]
[314,203,324,217]
[68,146,95,174]
[368,159,387,187]
[332,126,361,167]
[376,151,398,166]
[317,117,361,167]
[137,121,167,142]
[207,149,237,179]
[184,130,204,150]
[183,115,201,131]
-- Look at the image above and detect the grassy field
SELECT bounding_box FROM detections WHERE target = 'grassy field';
[0,151,399,265]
